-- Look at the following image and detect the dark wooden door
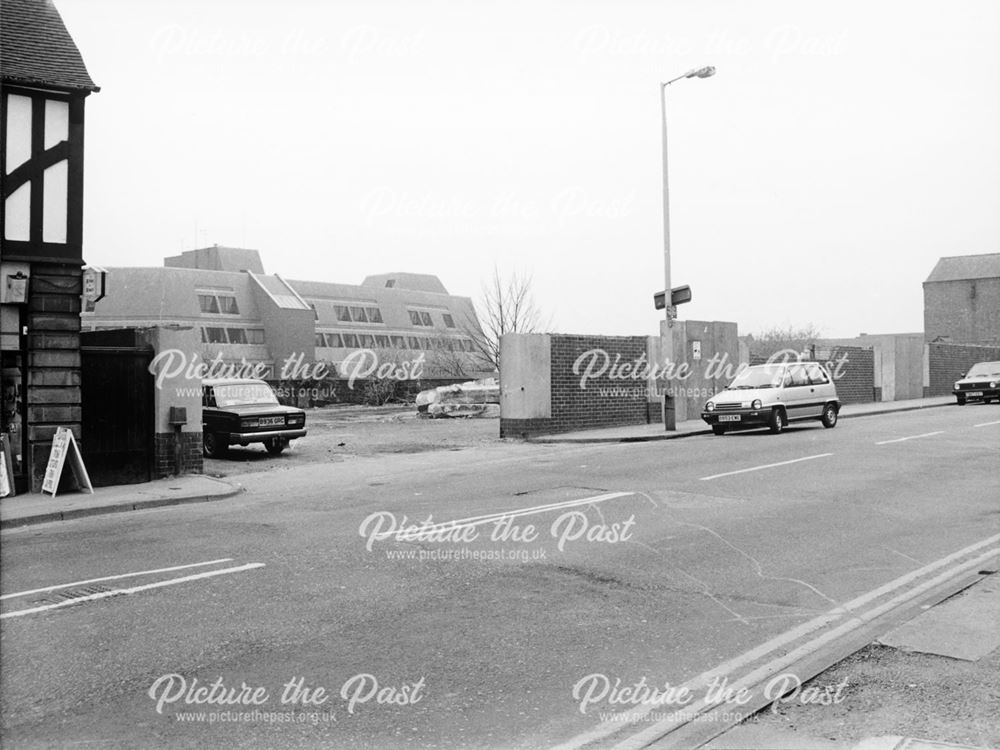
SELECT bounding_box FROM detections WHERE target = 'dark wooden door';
[81,331,153,486]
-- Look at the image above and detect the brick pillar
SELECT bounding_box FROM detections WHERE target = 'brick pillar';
[26,263,83,491]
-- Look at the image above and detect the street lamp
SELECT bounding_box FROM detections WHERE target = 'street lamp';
[660,65,714,430]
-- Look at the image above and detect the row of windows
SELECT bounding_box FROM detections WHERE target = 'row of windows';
[198,293,240,315]
[201,327,266,345]
[408,310,456,328]
[334,304,383,324]
[315,332,476,352]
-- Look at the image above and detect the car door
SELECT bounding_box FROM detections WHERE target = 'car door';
[783,364,814,419]
[805,363,833,414]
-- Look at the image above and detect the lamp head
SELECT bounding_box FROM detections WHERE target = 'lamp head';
[686,66,716,78]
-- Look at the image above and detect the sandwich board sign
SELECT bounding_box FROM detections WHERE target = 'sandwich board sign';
[0,434,14,498]
[41,427,93,497]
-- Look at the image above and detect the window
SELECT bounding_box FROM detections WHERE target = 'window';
[198,295,219,314]
[227,328,248,344]
[315,333,327,347]
[204,327,227,344]
[343,333,359,347]
[350,306,368,323]
[335,305,352,322]
[247,329,265,345]
[462,340,475,352]
[199,293,239,315]
[359,334,376,348]
[788,365,810,387]
[366,307,383,323]
[385,279,395,288]
[375,335,391,348]
[326,333,343,347]
[443,313,456,328]
[807,364,830,385]
[408,310,434,326]
[391,335,406,349]
[218,296,239,314]
[408,336,421,349]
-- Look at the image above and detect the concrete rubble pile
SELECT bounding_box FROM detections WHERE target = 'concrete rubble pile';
[416,378,500,418]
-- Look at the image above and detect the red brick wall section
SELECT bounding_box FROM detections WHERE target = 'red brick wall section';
[153,432,203,478]
[501,335,651,438]
[750,346,876,405]
[926,343,1000,397]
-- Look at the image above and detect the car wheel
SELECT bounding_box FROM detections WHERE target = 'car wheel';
[203,432,225,458]
[265,438,287,455]
[711,425,727,436]
[768,408,785,434]
[956,396,966,406]
[821,403,838,428]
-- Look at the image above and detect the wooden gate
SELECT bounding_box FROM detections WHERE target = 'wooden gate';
[80,330,153,486]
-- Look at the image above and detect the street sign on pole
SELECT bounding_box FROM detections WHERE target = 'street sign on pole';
[653,285,692,310]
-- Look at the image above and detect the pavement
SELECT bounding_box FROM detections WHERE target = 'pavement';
[0,474,242,529]
[529,395,956,443]
[2,393,996,749]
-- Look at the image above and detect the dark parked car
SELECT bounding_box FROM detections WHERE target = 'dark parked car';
[202,378,306,457]
[952,361,1000,405]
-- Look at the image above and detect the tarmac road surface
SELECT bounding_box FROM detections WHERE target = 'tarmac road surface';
[1,404,997,749]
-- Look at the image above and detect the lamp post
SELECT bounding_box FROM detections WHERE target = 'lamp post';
[660,65,714,429]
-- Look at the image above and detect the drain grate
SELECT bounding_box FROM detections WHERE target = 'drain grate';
[31,583,116,607]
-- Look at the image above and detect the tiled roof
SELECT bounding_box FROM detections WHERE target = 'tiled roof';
[0,0,99,92]
[925,253,1000,283]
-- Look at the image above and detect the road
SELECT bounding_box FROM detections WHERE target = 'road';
[1,405,998,749]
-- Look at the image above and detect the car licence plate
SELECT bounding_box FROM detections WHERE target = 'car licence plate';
[719,415,741,422]
[965,391,983,397]
[259,416,284,426]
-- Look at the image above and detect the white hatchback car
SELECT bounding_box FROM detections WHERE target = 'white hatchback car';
[701,362,840,435]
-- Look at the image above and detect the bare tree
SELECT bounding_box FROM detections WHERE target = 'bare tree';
[465,267,549,371]
[747,324,823,359]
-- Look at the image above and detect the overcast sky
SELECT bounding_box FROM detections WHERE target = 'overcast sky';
[57,0,1000,338]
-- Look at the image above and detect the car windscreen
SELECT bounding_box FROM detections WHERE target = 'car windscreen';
[212,383,280,408]
[728,365,784,389]
[965,362,1000,378]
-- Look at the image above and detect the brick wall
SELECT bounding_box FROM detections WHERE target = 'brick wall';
[750,346,876,405]
[501,334,650,438]
[926,342,1000,396]
[924,279,1000,347]
[153,432,203,478]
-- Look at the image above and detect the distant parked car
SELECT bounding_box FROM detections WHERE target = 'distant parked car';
[202,378,307,457]
[701,362,840,435]
[952,361,1000,405]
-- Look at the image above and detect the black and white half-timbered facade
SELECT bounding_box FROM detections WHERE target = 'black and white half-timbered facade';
[1,0,99,492]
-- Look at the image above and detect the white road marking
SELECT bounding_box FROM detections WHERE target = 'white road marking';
[609,547,1000,750]
[375,491,633,540]
[875,431,944,445]
[0,558,235,601]
[698,454,833,481]
[0,563,264,619]
[552,531,1000,750]
[974,420,1000,428]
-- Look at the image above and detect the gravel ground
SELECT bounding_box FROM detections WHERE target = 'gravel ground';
[743,613,1000,748]
[203,403,502,477]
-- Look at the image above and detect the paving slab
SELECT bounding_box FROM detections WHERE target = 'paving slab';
[877,578,1000,661]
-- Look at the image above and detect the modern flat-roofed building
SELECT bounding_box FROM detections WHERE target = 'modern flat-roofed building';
[81,246,491,380]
